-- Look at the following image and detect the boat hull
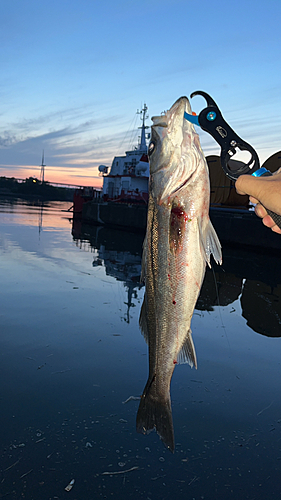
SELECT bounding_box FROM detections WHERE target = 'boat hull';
[82,201,147,231]
[82,200,281,250]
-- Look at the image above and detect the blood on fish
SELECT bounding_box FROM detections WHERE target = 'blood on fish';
[170,206,188,222]
[169,205,187,253]
[172,300,176,305]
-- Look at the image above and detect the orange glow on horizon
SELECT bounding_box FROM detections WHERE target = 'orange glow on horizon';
[11,202,75,230]
[0,165,104,189]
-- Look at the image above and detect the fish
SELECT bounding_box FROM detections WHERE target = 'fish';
[136,96,222,452]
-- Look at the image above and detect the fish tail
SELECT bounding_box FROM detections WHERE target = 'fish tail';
[136,377,175,452]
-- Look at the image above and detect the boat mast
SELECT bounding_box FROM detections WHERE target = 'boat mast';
[138,104,149,152]
[40,150,46,183]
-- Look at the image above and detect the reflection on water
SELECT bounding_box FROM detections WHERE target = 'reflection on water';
[0,196,73,229]
[72,220,144,324]
[94,249,142,324]
[199,250,281,338]
[1,199,281,500]
[74,218,281,338]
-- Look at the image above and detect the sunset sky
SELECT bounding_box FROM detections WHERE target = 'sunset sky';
[1,0,281,188]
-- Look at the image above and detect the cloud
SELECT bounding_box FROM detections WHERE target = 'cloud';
[0,133,17,147]
[0,105,145,186]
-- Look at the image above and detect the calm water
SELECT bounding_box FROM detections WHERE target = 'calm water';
[1,198,281,500]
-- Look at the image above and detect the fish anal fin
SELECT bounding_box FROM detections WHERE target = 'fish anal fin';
[177,329,197,369]
[198,217,222,268]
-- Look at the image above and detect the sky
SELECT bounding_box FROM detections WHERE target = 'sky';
[1,0,281,188]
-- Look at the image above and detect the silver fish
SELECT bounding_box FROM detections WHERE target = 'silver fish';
[136,96,222,452]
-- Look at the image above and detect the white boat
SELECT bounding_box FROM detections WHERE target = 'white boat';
[98,104,150,204]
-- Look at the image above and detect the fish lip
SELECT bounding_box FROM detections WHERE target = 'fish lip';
[151,96,191,128]
[168,96,191,118]
[151,122,168,129]
[151,117,168,128]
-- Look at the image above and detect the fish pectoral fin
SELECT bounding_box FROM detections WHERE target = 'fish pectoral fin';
[177,329,197,369]
[139,294,149,344]
[198,217,222,268]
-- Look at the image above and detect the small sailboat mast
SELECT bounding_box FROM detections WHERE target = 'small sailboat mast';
[40,150,46,183]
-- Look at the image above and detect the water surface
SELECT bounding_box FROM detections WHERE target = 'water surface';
[1,199,281,499]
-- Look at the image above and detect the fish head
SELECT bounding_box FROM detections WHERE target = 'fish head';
[148,96,206,204]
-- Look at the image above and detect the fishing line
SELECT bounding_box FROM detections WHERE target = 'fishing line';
[211,263,243,389]
[211,264,233,355]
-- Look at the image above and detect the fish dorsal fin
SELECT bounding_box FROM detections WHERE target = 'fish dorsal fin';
[198,217,222,268]
[177,329,197,368]
[139,294,149,344]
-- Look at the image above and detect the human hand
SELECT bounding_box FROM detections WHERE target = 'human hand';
[235,169,281,234]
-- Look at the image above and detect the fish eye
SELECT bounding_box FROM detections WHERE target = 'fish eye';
[148,141,156,156]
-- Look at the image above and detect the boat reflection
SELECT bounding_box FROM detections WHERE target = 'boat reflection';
[198,247,281,338]
[72,218,144,323]
[94,248,143,323]
[72,218,281,337]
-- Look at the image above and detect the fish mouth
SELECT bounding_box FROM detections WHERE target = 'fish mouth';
[168,96,192,120]
[151,119,168,129]
[151,96,191,128]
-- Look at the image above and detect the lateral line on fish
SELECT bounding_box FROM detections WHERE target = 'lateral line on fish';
[150,201,161,370]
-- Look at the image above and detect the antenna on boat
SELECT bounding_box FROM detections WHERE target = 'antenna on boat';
[40,150,46,183]
[137,104,149,152]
